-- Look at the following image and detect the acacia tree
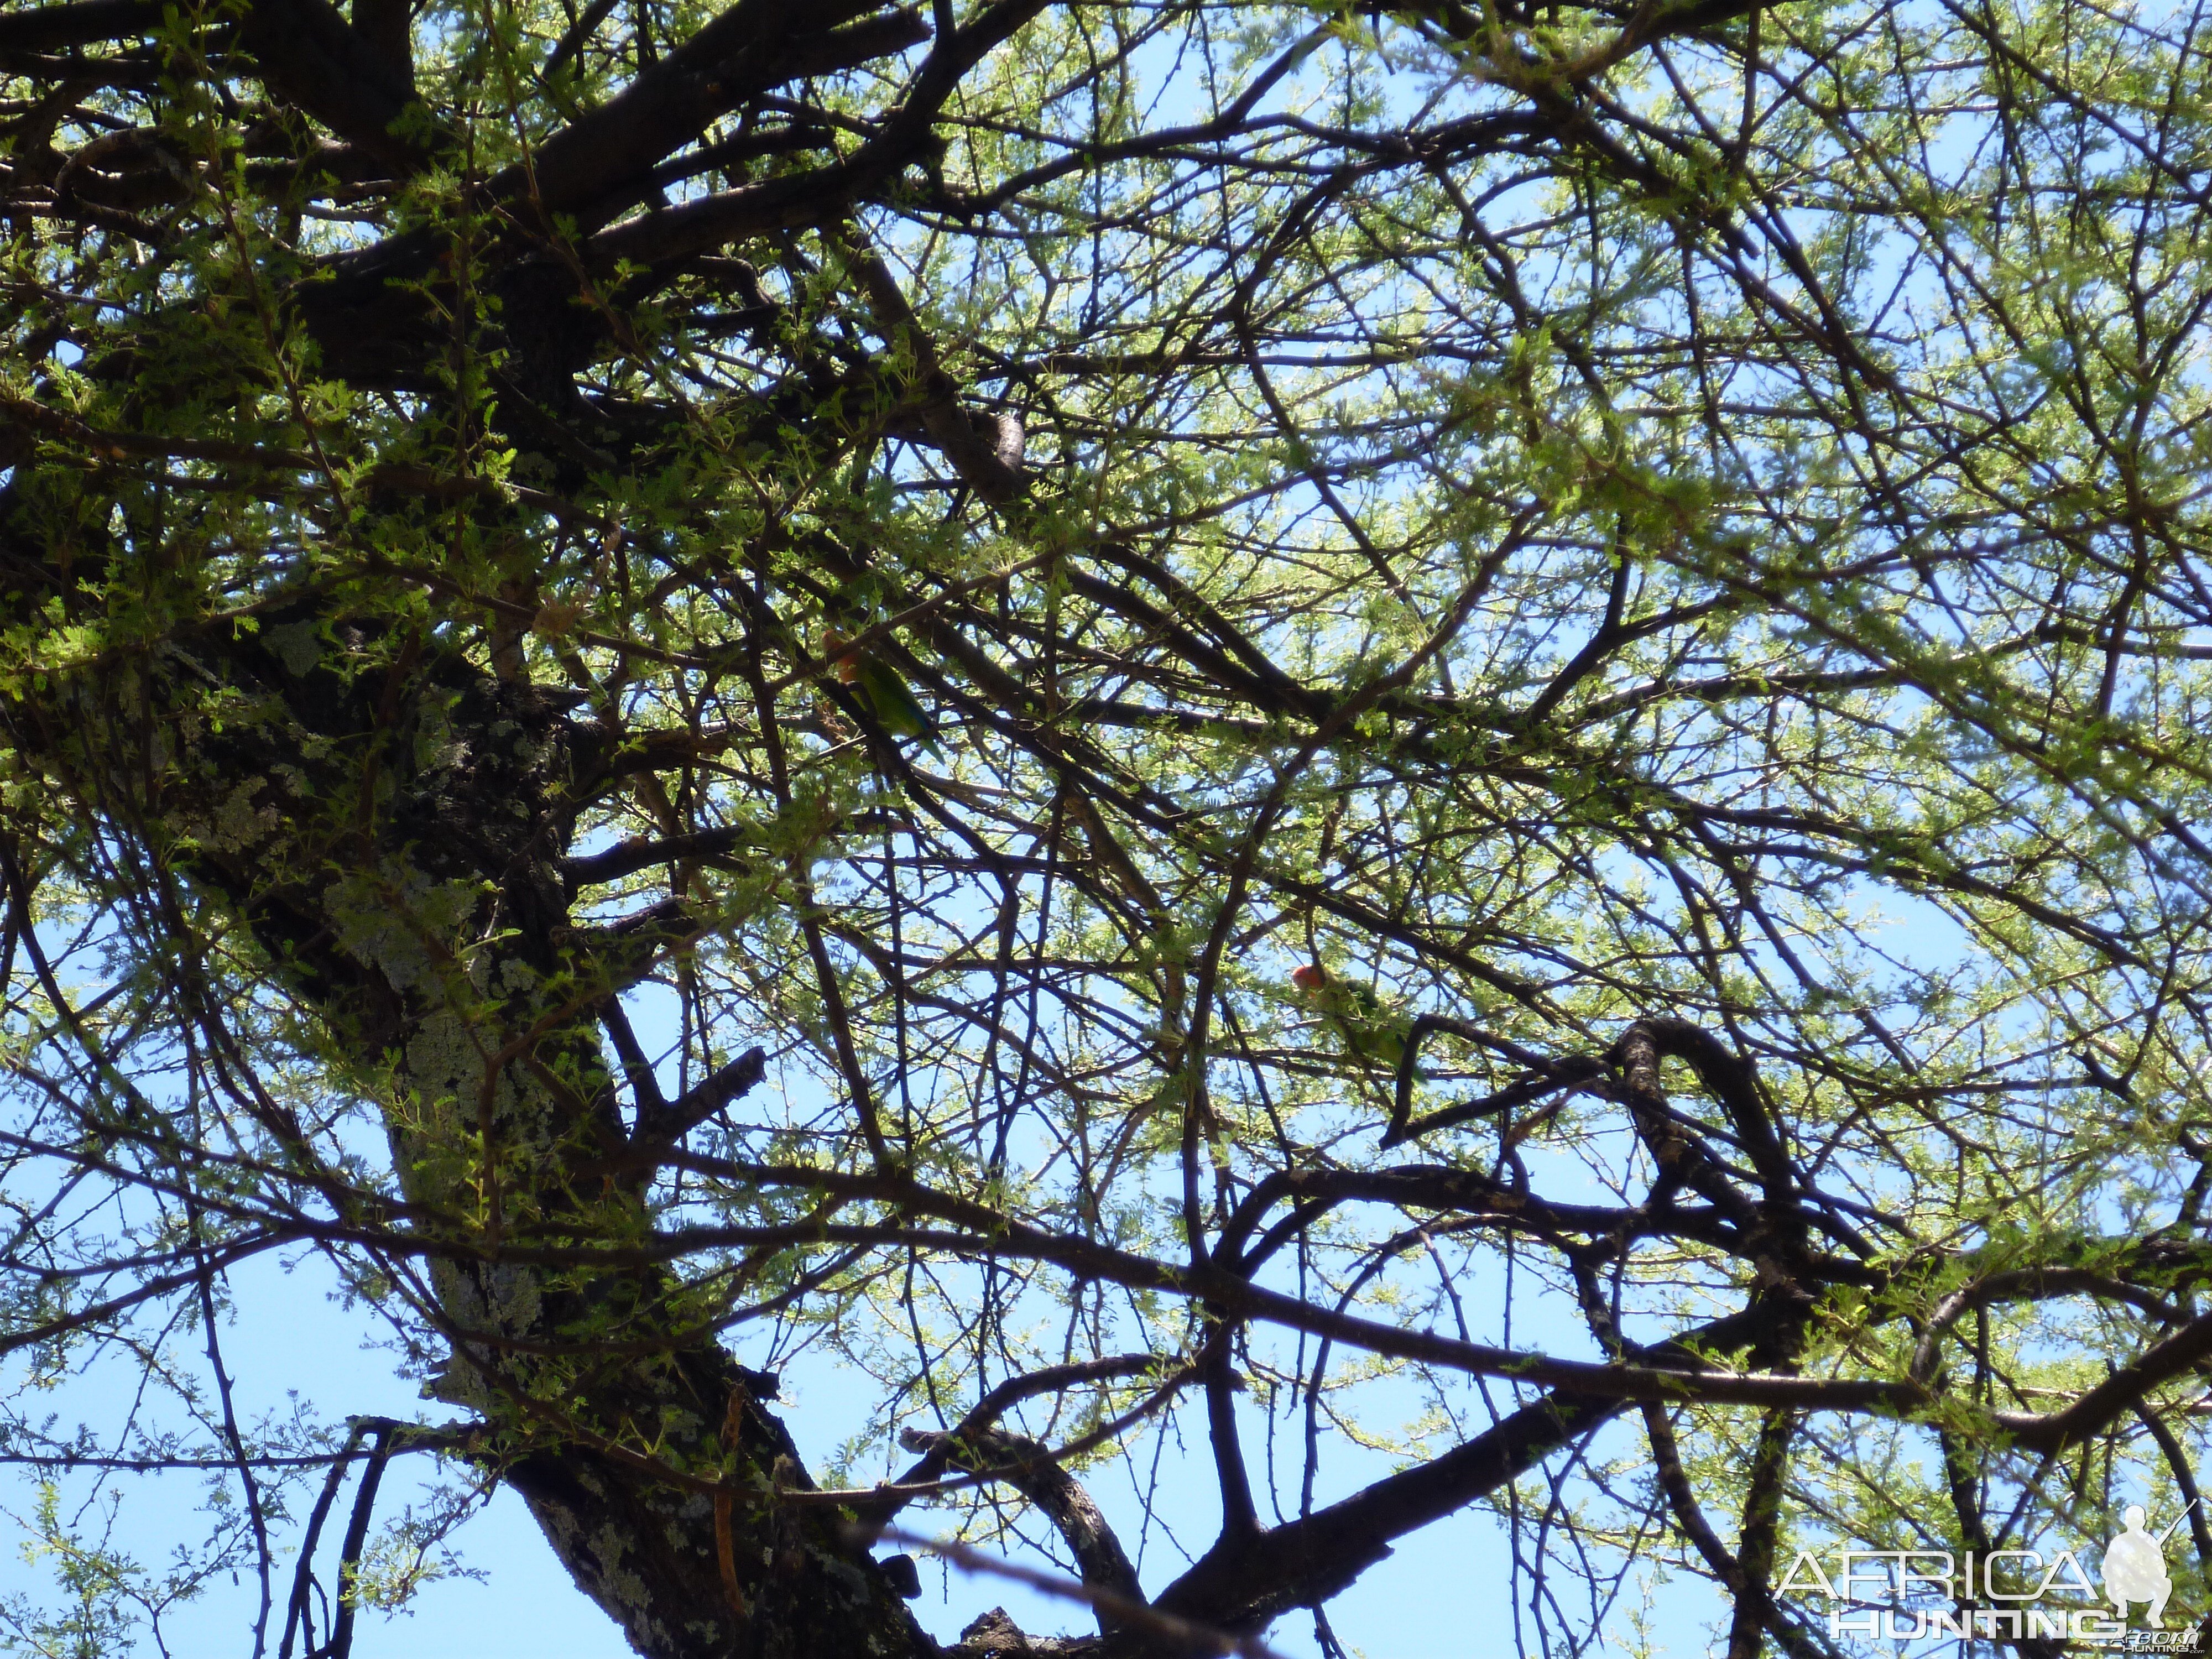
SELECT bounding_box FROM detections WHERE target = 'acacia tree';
[8,0,2212,1654]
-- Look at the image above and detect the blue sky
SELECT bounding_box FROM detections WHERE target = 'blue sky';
[11,1235,1723,1659]
[0,853,2010,1659]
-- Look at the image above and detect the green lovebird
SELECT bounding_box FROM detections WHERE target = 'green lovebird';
[825,628,944,758]
[1291,963,1411,1070]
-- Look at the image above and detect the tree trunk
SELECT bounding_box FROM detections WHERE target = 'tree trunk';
[2,578,932,1658]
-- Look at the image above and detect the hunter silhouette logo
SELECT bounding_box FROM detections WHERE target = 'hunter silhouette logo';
[2105,1504,2189,1629]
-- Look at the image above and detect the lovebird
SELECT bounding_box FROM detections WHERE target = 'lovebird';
[825,627,943,758]
[1291,963,1411,1071]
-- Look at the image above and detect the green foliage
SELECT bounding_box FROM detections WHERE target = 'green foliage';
[10,0,2212,1653]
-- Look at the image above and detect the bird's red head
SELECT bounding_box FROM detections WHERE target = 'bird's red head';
[1291,963,1327,993]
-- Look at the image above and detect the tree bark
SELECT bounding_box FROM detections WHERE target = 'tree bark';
[0,571,932,1658]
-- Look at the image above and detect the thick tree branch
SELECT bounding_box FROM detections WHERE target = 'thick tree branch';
[904,1425,1144,1635]
[0,0,166,59]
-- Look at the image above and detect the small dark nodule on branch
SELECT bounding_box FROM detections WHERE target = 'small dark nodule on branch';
[880,1552,924,1598]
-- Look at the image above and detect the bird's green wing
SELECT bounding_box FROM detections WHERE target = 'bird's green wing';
[1327,983,1411,1070]
[853,658,943,756]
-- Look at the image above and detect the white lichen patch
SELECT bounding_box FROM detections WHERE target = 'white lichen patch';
[588,1521,654,1616]
[210,775,281,851]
